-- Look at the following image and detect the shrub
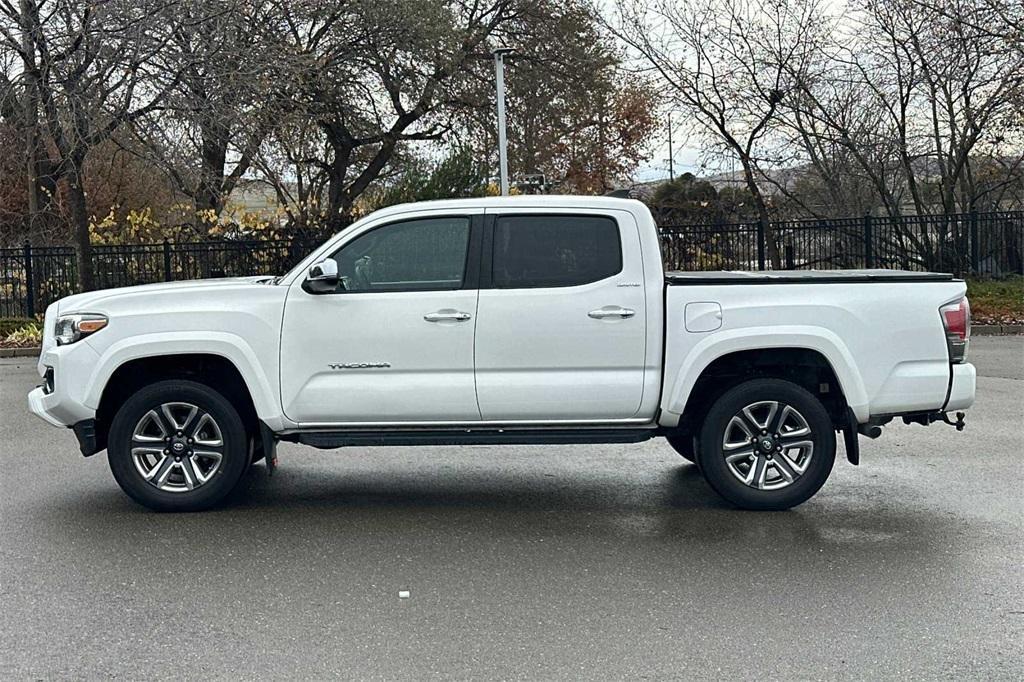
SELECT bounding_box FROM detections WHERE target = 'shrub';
[4,325,42,346]
[0,317,40,337]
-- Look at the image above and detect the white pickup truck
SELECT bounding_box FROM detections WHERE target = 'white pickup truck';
[28,197,975,512]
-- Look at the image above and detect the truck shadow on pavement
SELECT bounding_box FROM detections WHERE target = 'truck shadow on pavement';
[224,460,732,513]
[38,452,957,560]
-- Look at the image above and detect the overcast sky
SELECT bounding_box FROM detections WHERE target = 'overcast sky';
[614,0,850,185]
[632,117,705,183]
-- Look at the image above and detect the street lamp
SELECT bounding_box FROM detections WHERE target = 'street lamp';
[492,48,514,196]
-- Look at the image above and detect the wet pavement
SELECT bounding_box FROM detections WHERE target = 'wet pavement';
[2,336,1022,679]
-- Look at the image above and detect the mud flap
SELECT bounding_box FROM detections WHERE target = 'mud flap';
[843,409,860,466]
[259,421,278,475]
[72,419,101,457]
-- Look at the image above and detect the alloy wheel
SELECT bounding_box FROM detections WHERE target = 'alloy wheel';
[721,400,814,491]
[130,402,225,493]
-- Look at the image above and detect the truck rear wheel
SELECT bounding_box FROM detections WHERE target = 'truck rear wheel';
[107,380,249,512]
[696,378,836,511]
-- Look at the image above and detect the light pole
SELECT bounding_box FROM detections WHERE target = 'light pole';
[492,48,513,196]
[667,114,674,182]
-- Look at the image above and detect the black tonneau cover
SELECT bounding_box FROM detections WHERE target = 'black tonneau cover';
[665,269,957,285]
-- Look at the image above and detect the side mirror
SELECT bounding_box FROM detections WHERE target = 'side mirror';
[303,258,339,294]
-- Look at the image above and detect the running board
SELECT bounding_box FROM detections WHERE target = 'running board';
[288,427,660,449]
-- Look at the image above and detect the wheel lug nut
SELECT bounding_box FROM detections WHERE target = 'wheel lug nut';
[174,457,181,462]
[163,449,169,455]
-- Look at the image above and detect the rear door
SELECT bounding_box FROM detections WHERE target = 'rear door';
[473,210,648,421]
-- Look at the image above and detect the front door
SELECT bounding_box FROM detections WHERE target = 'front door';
[473,210,648,421]
[280,213,482,424]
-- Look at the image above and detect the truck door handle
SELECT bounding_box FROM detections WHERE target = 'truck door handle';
[424,310,472,322]
[588,306,636,319]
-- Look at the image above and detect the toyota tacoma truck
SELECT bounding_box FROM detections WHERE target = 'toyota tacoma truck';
[27,197,975,512]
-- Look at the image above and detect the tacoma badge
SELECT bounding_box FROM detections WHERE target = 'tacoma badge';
[328,362,391,370]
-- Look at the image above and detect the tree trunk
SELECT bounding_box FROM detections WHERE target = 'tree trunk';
[739,159,781,269]
[196,121,229,220]
[65,166,94,291]
[19,0,48,237]
[325,161,350,233]
[318,120,354,233]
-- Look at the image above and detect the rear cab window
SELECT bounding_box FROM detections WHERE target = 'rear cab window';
[491,214,622,288]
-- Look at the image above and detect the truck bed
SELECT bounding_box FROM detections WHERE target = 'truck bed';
[665,269,957,285]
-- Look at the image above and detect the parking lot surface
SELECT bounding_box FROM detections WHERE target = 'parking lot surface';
[1,337,1022,680]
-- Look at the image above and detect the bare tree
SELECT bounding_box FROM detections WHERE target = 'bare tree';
[128,0,288,223]
[612,0,828,268]
[260,0,519,231]
[792,0,1023,211]
[0,0,186,289]
[780,0,1024,267]
[249,114,333,234]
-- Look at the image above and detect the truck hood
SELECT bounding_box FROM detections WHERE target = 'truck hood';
[55,276,277,314]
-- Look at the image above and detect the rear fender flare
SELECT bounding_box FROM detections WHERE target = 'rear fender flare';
[660,326,870,426]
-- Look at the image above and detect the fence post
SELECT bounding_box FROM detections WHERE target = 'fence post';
[163,239,172,282]
[863,213,873,268]
[23,242,35,318]
[756,219,766,271]
[969,212,980,275]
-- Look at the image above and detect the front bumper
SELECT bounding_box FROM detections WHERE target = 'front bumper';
[27,341,100,428]
[28,385,65,427]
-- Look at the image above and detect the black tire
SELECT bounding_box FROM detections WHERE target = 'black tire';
[665,434,698,463]
[696,378,836,511]
[107,380,250,512]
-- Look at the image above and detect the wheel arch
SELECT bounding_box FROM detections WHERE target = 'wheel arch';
[662,330,869,431]
[95,352,264,453]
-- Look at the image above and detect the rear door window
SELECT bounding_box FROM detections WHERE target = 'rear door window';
[491,215,622,288]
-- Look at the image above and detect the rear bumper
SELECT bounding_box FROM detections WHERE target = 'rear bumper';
[945,362,976,411]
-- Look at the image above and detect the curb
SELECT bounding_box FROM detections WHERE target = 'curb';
[973,325,1023,336]
[0,347,40,358]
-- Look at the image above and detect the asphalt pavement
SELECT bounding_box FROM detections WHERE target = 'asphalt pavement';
[1,337,1022,680]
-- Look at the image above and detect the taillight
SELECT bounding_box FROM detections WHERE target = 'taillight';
[939,297,970,363]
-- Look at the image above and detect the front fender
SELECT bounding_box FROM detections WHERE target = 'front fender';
[660,326,870,426]
[83,332,291,431]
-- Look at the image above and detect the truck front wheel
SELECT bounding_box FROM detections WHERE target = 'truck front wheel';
[696,378,836,511]
[107,380,250,512]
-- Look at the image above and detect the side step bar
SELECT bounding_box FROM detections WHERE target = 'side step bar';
[286,427,660,449]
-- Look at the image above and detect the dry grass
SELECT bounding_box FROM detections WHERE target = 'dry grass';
[967,276,1024,325]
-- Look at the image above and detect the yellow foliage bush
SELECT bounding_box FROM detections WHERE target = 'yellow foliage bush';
[4,325,42,346]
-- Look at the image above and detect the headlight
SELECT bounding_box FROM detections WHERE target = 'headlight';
[55,313,108,346]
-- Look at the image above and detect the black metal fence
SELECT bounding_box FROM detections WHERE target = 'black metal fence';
[658,210,1024,275]
[0,238,318,318]
[2,211,1022,318]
